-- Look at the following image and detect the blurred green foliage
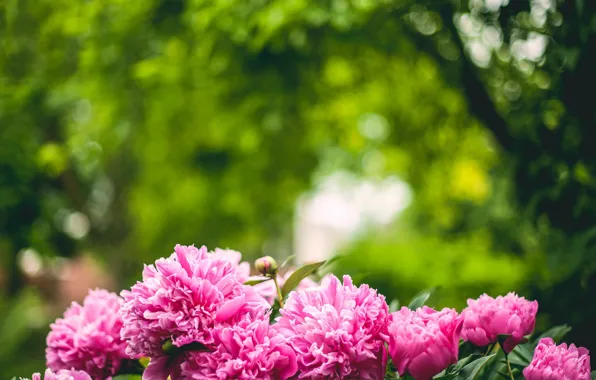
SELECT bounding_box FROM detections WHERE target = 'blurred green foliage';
[1,0,596,376]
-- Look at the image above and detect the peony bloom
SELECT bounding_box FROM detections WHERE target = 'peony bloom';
[523,338,591,380]
[120,245,269,377]
[23,369,92,380]
[388,306,462,380]
[210,248,251,282]
[275,274,389,379]
[252,270,318,305]
[181,314,298,380]
[461,293,538,352]
[46,289,128,379]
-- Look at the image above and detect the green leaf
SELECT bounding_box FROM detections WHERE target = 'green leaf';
[434,374,457,380]
[269,298,282,322]
[536,325,572,345]
[408,288,434,310]
[508,344,533,367]
[244,277,272,286]
[139,356,150,368]
[455,354,497,380]
[112,376,142,380]
[281,260,326,297]
[389,299,401,312]
[591,370,596,380]
[280,254,296,270]
[452,354,481,372]
[322,254,344,269]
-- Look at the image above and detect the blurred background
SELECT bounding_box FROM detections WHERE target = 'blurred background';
[1,0,596,375]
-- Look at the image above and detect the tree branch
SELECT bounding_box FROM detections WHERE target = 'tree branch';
[438,5,516,152]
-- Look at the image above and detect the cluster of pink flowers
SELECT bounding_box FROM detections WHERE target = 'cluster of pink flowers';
[23,244,592,380]
[22,369,91,380]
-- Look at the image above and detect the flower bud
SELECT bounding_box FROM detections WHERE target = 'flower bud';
[254,256,278,276]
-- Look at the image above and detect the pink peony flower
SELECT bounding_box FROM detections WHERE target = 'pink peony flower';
[252,270,318,305]
[46,289,128,379]
[388,306,462,380]
[210,248,251,282]
[23,369,92,380]
[181,314,298,380]
[523,338,591,380]
[120,244,269,377]
[275,274,389,379]
[461,293,538,352]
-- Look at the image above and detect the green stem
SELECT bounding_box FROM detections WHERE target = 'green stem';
[498,341,515,380]
[505,355,515,380]
[273,275,284,308]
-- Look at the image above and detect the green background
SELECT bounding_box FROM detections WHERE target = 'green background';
[1,0,595,376]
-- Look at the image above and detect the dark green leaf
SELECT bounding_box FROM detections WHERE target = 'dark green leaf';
[434,374,457,380]
[536,325,572,345]
[281,260,326,297]
[244,277,272,286]
[269,299,282,322]
[452,354,481,372]
[455,353,497,380]
[508,344,533,367]
[408,288,434,310]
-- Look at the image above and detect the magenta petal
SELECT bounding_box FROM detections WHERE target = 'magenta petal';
[181,315,298,380]
[174,244,193,276]
[143,356,172,380]
[216,294,246,322]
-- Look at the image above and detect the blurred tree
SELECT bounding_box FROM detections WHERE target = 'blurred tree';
[413,0,596,352]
